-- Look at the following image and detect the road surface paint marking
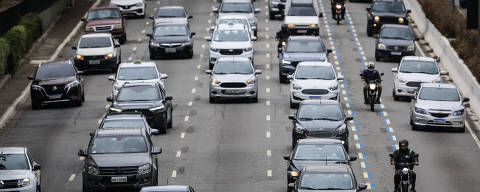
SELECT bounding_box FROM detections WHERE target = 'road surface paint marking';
[267,170,272,177]
[266,88,270,93]
[266,131,271,138]
[142,29,146,34]
[352,126,358,132]
[188,101,193,106]
[197,64,201,69]
[156,1,160,4]
[68,174,76,182]
[346,103,352,108]
[184,116,189,122]
[353,135,359,140]
[347,110,353,115]
[266,44,270,48]
[384,119,391,125]
[180,132,185,139]
[356,143,363,149]
[380,111,388,116]
[360,162,369,168]
[145,21,150,25]
[393,144,399,150]
[386,127,394,133]
[363,172,369,179]
[390,135,397,141]
[200,54,204,58]
[336,66,341,70]
[266,64,270,69]
[343,97,350,101]
[266,100,270,106]
[205,27,210,32]
[266,53,271,58]
[267,150,271,157]
[192,88,196,94]
[337,72,342,77]
[176,151,181,157]
[265,27,269,31]
[380,104,385,109]
[358,152,364,159]
[201,44,206,49]
[97,119,102,125]
[360,51,365,56]
[105,104,110,109]
[266,75,270,80]
[194,76,198,81]
[132,47,137,51]
[366,183,374,190]
[210,12,214,16]
[171,170,177,178]
[265,19,269,23]
[265,35,270,39]
[128,57,132,61]
[208,19,211,24]
[266,115,271,121]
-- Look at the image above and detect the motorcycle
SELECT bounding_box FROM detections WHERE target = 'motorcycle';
[366,79,381,111]
[334,3,344,25]
[389,153,419,192]
[276,38,287,56]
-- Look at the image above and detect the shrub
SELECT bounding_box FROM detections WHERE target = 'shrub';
[19,13,42,47]
[0,38,9,75]
[3,25,28,74]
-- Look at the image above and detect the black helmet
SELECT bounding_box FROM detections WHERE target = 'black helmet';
[399,139,409,152]
[281,24,288,32]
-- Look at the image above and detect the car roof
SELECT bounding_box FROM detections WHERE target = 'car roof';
[141,186,189,192]
[0,147,26,154]
[303,165,351,173]
[298,138,343,145]
[39,60,72,67]
[421,83,457,89]
[104,113,144,120]
[119,61,157,68]
[154,22,188,27]
[300,100,340,105]
[297,61,333,67]
[222,0,251,3]
[402,56,435,62]
[90,6,120,11]
[217,56,251,62]
[81,33,112,38]
[288,36,321,41]
[218,15,249,20]
[217,23,248,30]
[96,128,146,136]
[158,6,185,10]
[382,24,410,29]
[292,0,314,5]
[122,82,159,87]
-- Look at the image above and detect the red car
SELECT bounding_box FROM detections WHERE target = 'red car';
[81,6,127,44]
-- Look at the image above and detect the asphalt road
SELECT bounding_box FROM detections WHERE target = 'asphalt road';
[1,0,480,191]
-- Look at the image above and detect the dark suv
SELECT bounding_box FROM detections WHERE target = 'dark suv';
[107,82,173,134]
[375,24,417,61]
[366,0,410,36]
[28,60,85,109]
[78,128,162,192]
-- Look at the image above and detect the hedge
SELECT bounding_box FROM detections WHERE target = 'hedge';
[3,25,28,74]
[0,38,9,75]
[19,13,42,47]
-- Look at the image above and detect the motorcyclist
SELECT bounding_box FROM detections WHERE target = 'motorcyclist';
[275,25,289,54]
[391,139,419,192]
[331,0,346,20]
[361,62,382,104]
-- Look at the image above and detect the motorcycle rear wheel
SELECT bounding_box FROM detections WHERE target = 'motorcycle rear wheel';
[401,183,409,192]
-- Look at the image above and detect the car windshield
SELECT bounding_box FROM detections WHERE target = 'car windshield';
[87,8,121,20]
[156,8,186,18]
[117,67,158,80]
[213,30,249,41]
[220,3,252,13]
[36,63,76,80]
[399,60,438,74]
[0,154,29,170]
[287,7,316,16]
[102,119,146,129]
[79,37,111,48]
[380,27,412,40]
[90,135,147,154]
[300,173,354,190]
[295,66,335,80]
[294,144,346,161]
[286,40,325,53]
[298,104,343,121]
[154,25,188,36]
[372,2,406,13]
[214,61,253,74]
[117,86,161,101]
[419,87,460,101]
[219,19,249,27]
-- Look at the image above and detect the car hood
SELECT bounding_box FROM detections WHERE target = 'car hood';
[292,79,337,89]
[152,36,190,44]
[211,41,252,49]
[397,72,440,82]
[290,160,346,171]
[299,120,344,131]
[112,101,162,110]
[212,74,254,83]
[416,99,463,112]
[283,53,327,62]
[219,12,255,21]
[371,11,406,18]
[77,47,114,56]
[284,16,319,24]
[86,19,122,26]
[91,153,151,167]
[378,38,414,47]
[298,190,356,192]
[154,18,188,25]
[0,170,33,180]
[36,76,76,86]
[111,0,142,6]
[114,79,163,88]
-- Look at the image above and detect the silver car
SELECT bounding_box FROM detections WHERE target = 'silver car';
[213,15,257,39]
[410,83,470,132]
[206,57,261,103]
[213,0,260,36]
[0,147,41,192]
[151,6,193,27]
[392,56,448,100]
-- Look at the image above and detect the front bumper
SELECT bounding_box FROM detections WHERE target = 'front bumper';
[86,28,125,39]
[376,49,414,58]
[74,58,117,71]
[0,182,37,192]
[209,49,253,65]
[286,27,319,35]
[209,84,257,99]
[412,111,465,128]
[84,173,153,191]
[150,44,193,56]
[290,91,339,103]
[394,83,418,97]
[31,85,82,105]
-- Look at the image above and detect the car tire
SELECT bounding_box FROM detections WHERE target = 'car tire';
[209,95,215,103]
[367,28,373,37]
[254,30,257,37]
[252,94,258,103]
[209,62,214,70]
[187,50,194,59]
[280,76,288,84]
[269,12,275,20]
[344,140,349,153]
[159,117,167,134]
[74,99,82,107]
[120,34,127,44]
[82,174,89,192]
[167,108,173,129]
[149,51,156,60]
[31,99,41,110]
[375,52,380,62]
[393,89,399,101]
[458,126,466,133]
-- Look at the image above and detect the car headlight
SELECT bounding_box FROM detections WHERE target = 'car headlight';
[247,79,255,84]
[310,24,317,28]
[453,109,464,116]
[110,107,123,112]
[289,171,299,177]
[105,53,114,59]
[377,43,386,50]
[329,84,338,91]
[336,126,346,135]
[211,78,220,85]
[282,59,291,65]
[87,165,99,175]
[135,3,143,7]
[407,45,415,51]
[374,16,380,22]
[432,78,441,83]
[287,24,294,28]
[369,84,376,90]
[150,42,160,47]
[66,80,79,88]
[182,41,192,46]
[414,107,426,114]
[210,47,218,52]
[76,54,84,60]
[31,85,42,90]
[292,84,302,90]
[113,24,123,30]
[398,17,405,23]
[17,178,31,187]
[138,164,151,175]
[85,26,94,32]
[244,47,253,52]
[398,78,407,83]
[295,126,305,133]
[149,106,165,112]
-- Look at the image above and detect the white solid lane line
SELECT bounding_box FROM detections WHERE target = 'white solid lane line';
[68,174,76,182]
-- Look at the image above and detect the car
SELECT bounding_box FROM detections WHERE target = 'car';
[410,83,469,132]
[375,24,417,61]
[107,82,173,134]
[288,165,368,192]
[283,0,321,36]
[366,0,410,36]
[82,6,127,44]
[28,60,85,109]
[147,23,196,59]
[108,60,168,97]
[207,23,255,69]
[278,36,331,83]
[140,185,196,192]
[72,33,121,72]
[100,112,159,135]
[268,0,287,20]
[460,0,467,8]
[288,61,342,108]
[288,100,353,150]
[78,128,162,192]
[213,0,260,36]
[283,139,357,184]
[392,56,448,101]
[151,6,193,27]
[111,0,146,18]
[206,57,262,103]
[213,15,257,39]
[0,147,41,192]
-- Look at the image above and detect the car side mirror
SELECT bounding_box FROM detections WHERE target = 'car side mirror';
[205,70,212,74]
[27,75,34,80]
[358,183,368,191]
[337,76,344,81]
[327,49,333,55]
[149,16,154,19]
[33,163,41,170]
[146,33,152,38]
[287,75,293,79]
[81,18,86,22]
[254,8,261,13]
[212,7,218,13]
[255,70,262,75]
[407,9,412,13]
[151,129,160,135]
[205,36,212,41]
[191,32,196,37]
[210,26,215,31]
[380,72,384,76]
[188,15,193,19]
[283,154,290,160]
[78,148,87,157]
[71,46,77,50]
[349,155,358,161]
[366,8,371,12]
[440,71,449,75]
[108,75,115,81]
[166,96,173,101]
[152,146,162,154]
[288,183,295,188]
[160,74,168,79]
[106,96,113,102]
[114,44,120,48]
[392,68,398,72]
[463,98,470,102]
[319,12,323,17]
[345,116,354,121]
[251,36,257,41]
[288,114,296,120]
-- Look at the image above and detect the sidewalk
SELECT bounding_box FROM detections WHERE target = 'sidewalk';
[0,0,95,135]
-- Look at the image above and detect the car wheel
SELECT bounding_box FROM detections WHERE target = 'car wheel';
[159,117,167,134]
[375,52,380,62]
[393,89,399,101]
[31,99,41,110]
[74,99,82,107]
[209,95,215,103]
[458,126,466,133]
[209,62,214,70]
[280,76,288,83]
[269,12,275,20]
[254,30,257,37]
[187,50,194,59]
[291,139,296,150]
[167,108,173,129]
[82,174,89,192]
[367,28,373,37]
[290,100,295,108]
[252,94,258,103]
[120,34,127,44]
[344,140,349,153]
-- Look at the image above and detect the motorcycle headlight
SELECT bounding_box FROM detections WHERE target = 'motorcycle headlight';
[414,107,426,114]
[282,59,291,64]
[244,47,253,52]
[211,78,220,85]
[150,42,160,47]
[113,24,123,30]
[453,109,464,116]
[31,85,43,90]
[398,17,405,23]
[110,107,123,112]
[369,84,376,90]
[289,171,299,177]
[402,167,409,175]
[374,16,380,22]
[17,178,31,187]
[377,43,386,50]
[287,24,294,28]
[407,45,415,51]
[336,4,342,9]
[76,54,84,60]
[210,47,218,52]
[87,165,100,175]
[85,26,94,32]
[150,106,165,112]
[138,164,151,175]
[105,53,114,59]
[247,79,255,84]
[66,80,79,88]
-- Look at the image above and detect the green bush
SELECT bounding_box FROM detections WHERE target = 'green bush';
[0,38,9,75]
[19,13,42,47]
[3,25,28,74]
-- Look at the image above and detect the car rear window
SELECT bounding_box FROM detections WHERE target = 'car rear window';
[36,63,76,80]
[156,8,186,18]
[79,37,112,48]
[286,40,325,53]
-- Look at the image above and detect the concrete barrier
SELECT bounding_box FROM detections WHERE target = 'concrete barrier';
[405,0,480,119]
[38,0,72,30]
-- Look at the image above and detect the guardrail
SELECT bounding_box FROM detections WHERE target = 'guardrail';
[405,0,480,120]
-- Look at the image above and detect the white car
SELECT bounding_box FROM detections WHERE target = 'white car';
[108,60,168,97]
[283,0,321,36]
[207,23,255,69]
[111,0,146,18]
[0,147,41,192]
[73,33,121,72]
[151,6,192,27]
[213,0,260,36]
[392,56,448,100]
[288,61,342,108]
[213,15,256,39]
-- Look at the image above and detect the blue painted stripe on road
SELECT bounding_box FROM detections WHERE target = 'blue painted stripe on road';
[370,183,375,190]
[389,135,395,141]
[386,127,393,133]
[392,144,397,150]
[368,172,372,179]
[353,118,357,123]
[341,72,344,76]
[384,119,389,124]
[365,162,369,168]
[361,152,366,159]
[350,110,355,115]
[380,111,386,116]
[344,90,349,94]
[353,126,359,131]
[343,84,348,88]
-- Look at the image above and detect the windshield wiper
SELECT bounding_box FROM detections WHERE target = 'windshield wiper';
[314,118,339,121]
[300,187,322,190]
[299,117,314,121]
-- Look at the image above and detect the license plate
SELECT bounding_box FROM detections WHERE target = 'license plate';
[391,51,402,56]
[111,176,127,183]
[89,60,100,65]
[49,94,62,99]
[225,90,244,94]
[165,48,176,53]
[297,30,307,33]
[433,119,446,124]
[309,96,322,99]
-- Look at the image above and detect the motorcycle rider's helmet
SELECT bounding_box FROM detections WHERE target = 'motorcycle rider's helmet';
[399,139,409,152]
[281,24,287,32]
[367,62,375,71]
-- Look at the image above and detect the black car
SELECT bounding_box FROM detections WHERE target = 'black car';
[147,23,195,59]
[78,128,162,192]
[283,139,357,185]
[375,24,417,61]
[107,82,173,134]
[289,100,353,150]
[268,0,287,20]
[140,185,196,192]
[288,165,368,192]
[366,0,410,36]
[100,112,159,135]
[28,60,85,109]
[278,36,331,83]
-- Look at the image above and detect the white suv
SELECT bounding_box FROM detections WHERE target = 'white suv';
[111,0,146,18]
[73,33,121,72]
[0,147,41,192]
[207,23,255,69]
